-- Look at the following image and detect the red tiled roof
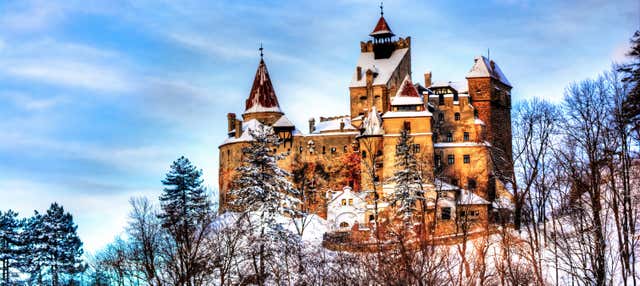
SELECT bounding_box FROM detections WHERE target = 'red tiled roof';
[370,16,394,37]
[245,59,281,112]
[398,77,420,97]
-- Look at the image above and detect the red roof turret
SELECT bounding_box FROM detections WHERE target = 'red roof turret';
[244,58,282,114]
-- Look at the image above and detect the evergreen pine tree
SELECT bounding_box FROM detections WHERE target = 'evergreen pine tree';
[20,211,44,285]
[158,156,212,286]
[0,210,21,285]
[229,125,300,226]
[158,156,211,233]
[618,30,640,137]
[228,125,300,286]
[388,128,424,226]
[40,203,84,286]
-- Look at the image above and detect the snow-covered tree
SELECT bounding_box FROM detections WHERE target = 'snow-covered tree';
[158,156,213,286]
[388,128,424,225]
[228,124,299,285]
[229,124,300,225]
[0,210,21,285]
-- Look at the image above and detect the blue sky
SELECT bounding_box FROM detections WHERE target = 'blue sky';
[0,0,637,252]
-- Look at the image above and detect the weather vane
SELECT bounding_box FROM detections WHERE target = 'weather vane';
[380,2,384,16]
[259,43,264,59]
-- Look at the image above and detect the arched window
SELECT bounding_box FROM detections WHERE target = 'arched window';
[341,199,346,206]
[339,222,349,228]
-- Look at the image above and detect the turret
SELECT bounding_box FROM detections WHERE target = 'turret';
[242,48,284,125]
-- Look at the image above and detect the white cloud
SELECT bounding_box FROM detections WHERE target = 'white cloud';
[2,91,67,111]
[2,59,133,92]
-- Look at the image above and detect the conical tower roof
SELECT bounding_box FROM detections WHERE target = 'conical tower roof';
[370,16,395,37]
[244,58,282,114]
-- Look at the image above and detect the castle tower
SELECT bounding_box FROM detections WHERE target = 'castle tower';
[349,8,411,121]
[466,56,513,185]
[242,53,284,126]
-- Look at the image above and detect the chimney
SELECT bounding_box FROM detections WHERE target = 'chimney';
[227,113,236,132]
[356,66,362,81]
[234,120,242,138]
[424,71,432,88]
[309,118,316,134]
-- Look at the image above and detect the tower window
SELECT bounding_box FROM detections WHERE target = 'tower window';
[448,154,455,165]
[454,113,460,121]
[464,132,470,141]
[464,155,470,164]
[341,199,347,206]
[467,179,477,190]
[446,132,453,142]
[441,207,451,220]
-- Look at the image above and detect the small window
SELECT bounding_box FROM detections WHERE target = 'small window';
[322,146,326,154]
[454,113,460,121]
[439,94,444,105]
[299,146,303,153]
[453,93,459,102]
[464,154,470,164]
[438,113,444,122]
[341,199,347,206]
[340,222,349,228]
[441,207,451,220]
[362,150,367,158]
[413,144,420,153]
[348,199,353,205]
[468,179,477,190]
[331,147,337,154]
[369,214,375,222]
[360,95,367,100]
[343,145,348,152]
[464,132,470,142]
[448,154,455,165]
[446,132,453,142]
[403,121,411,132]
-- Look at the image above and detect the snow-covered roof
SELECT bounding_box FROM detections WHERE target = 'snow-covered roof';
[221,119,264,145]
[391,75,424,106]
[381,110,432,118]
[433,179,459,191]
[362,106,384,136]
[474,118,485,126]
[350,48,409,87]
[458,189,490,205]
[329,186,368,204]
[312,117,357,134]
[466,56,511,87]
[273,115,295,128]
[430,81,469,94]
[244,59,283,114]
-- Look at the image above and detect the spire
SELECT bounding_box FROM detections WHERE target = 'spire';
[370,3,394,38]
[244,53,282,114]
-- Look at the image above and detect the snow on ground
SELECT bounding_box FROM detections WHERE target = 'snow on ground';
[214,211,330,246]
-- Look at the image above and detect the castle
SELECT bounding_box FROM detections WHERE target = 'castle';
[219,10,514,236]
